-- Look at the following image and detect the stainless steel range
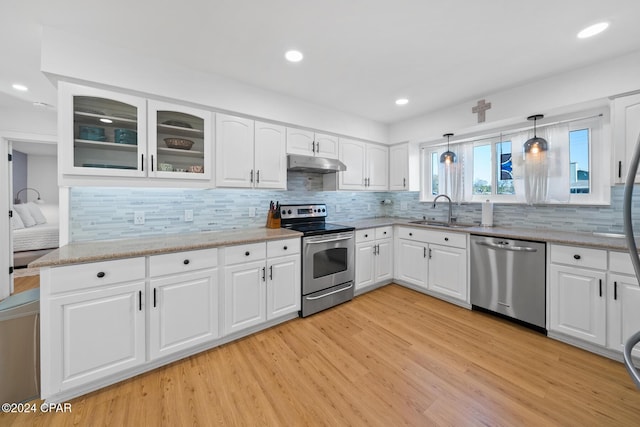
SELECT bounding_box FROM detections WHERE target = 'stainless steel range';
[280,204,355,317]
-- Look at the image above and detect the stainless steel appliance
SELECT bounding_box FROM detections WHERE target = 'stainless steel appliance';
[623,130,640,388]
[0,288,40,403]
[470,235,546,332]
[280,204,355,317]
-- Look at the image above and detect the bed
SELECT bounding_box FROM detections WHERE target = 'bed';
[12,203,59,268]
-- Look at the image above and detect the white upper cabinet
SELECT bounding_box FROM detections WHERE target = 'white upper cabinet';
[254,121,287,189]
[286,127,339,159]
[389,142,420,191]
[339,138,388,190]
[216,114,255,188]
[59,82,213,184]
[216,114,286,189]
[612,92,640,183]
[148,100,213,180]
[60,82,147,179]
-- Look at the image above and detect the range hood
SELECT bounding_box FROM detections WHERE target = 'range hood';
[287,154,346,174]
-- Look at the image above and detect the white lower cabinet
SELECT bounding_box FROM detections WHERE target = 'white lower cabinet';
[41,258,147,397]
[394,226,468,304]
[549,264,607,345]
[607,251,640,358]
[224,239,300,335]
[148,248,219,360]
[355,227,393,291]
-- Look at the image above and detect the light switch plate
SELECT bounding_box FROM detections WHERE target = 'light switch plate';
[184,210,193,222]
[401,202,408,211]
[249,207,256,217]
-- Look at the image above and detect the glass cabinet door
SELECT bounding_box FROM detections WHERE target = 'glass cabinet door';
[63,83,147,177]
[148,100,212,180]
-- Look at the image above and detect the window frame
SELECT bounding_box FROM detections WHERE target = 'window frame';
[419,109,610,205]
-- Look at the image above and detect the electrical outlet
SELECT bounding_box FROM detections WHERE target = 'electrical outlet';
[134,211,145,225]
[249,207,256,217]
[184,209,193,222]
[401,202,408,211]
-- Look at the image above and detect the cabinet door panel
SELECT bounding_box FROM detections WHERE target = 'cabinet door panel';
[613,93,640,183]
[314,133,339,159]
[255,121,287,189]
[50,282,145,392]
[216,114,254,187]
[549,265,606,345]
[339,139,366,189]
[150,269,219,359]
[375,239,393,283]
[267,254,300,319]
[428,245,467,301]
[224,261,266,335]
[355,242,375,290]
[286,128,314,156]
[396,239,427,289]
[366,144,389,190]
[608,274,640,357]
[390,143,409,191]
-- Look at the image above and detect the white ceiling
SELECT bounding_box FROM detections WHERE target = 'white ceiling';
[2,0,640,125]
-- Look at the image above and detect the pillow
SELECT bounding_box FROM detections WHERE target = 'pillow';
[26,202,47,224]
[13,204,36,228]
[11,213,25,230]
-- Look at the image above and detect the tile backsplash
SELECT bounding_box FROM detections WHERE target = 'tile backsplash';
[69,176,640,242]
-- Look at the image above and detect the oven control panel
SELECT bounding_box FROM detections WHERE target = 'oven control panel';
[280,204,327,219]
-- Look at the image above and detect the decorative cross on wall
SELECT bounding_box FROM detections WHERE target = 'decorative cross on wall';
[472,99,492,123]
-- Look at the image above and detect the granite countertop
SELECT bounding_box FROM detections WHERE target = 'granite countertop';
[30,227,302,268]
[336,217,636,252]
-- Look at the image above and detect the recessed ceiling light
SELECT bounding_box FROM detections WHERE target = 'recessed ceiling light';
[577,22,609,39]
[395,98,409,106]
[12,83,28,92]
[100,118,113,124]
[285,50,304,63]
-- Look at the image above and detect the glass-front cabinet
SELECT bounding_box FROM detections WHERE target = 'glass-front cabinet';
[59,82,212,182]
[148,100,211,180]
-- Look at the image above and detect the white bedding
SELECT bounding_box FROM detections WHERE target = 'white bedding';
[13,222,59,252]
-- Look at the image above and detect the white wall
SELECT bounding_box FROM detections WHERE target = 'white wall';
[390,49,640,144]
[40,27,389,144]
[28,155,58,204]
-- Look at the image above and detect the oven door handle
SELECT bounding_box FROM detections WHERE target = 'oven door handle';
[306,235,353,244]
[305,283,354,300]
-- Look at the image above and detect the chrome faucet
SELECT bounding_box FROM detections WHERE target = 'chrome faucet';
[432,194,453,224]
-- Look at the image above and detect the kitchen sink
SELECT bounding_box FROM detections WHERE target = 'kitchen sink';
[408,220,475,229]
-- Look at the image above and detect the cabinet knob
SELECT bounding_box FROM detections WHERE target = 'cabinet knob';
[283,246,288,250]
[245,251,250,256]
[183,259,190,265]
[383,231,387,235]
[365,234,369,238]
[409,232,413,236]
[573,254,581,260]
[444,237,449,242]
[96,271,105,278]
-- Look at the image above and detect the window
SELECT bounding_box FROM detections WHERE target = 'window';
[569,128,590,194]
[420,110,609,205]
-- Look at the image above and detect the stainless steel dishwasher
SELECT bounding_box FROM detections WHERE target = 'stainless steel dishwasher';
[470,235,546,332]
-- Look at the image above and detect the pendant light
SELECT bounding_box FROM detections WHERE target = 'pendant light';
[523,114,548,154]
[440,133,456,164]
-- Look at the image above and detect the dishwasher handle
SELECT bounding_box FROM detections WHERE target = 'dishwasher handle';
[475,240,538,252]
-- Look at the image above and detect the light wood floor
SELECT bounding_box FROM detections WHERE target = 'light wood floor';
[11,274,39,295]
[4,283,640,426]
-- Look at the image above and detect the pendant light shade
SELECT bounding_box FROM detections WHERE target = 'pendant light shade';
[524,114,548,154]
[440,133,456,164]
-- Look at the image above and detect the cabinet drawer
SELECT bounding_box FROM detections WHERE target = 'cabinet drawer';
[49,257,146,294]
[375,226,393,240]
[267,238,300,258]
[225,242,266,265]
[149,248,218,277]
[396,226,430,242]
[356,229,376,243]
[550,244,607,270]
[609,251,635,275]
[424,230,467,249]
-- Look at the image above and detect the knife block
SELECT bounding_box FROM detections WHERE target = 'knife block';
[266,211,281,229]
